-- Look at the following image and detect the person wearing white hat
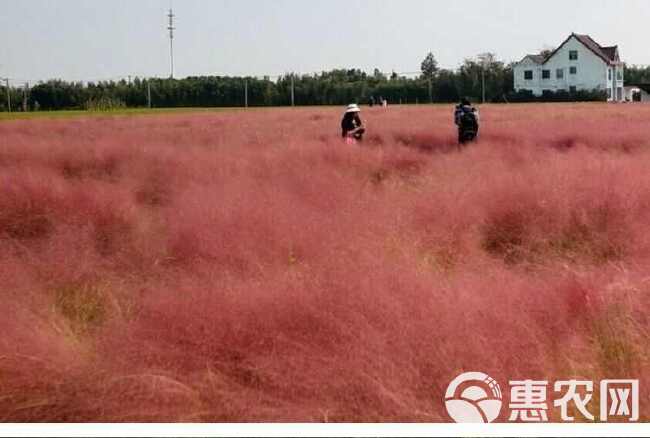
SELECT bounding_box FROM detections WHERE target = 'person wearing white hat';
[341,104,365,143]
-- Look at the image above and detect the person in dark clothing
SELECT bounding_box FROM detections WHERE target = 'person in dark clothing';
[341,104,365,142]
[454,98,480,145]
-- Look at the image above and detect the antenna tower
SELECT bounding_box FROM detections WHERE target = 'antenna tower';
[168,8,175,78]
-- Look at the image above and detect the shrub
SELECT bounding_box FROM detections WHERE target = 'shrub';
[507,88,607,102]
[85,96,126,111]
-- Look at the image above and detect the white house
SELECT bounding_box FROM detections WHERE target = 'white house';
[514,33,625,101]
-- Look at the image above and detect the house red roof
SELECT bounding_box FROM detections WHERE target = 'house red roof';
[601,46,620,62]
[572,34,619,64]
[532,33,621,66]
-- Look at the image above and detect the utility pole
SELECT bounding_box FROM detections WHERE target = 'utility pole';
[147,80,152,108]
[167,8,175,79]
[481,68,486,104]
[5,78,10,113]
[428,77,433,104]
[23,82,28,112]
[477,52,494,105]
[244,79,248,108]
[290,74,295,107]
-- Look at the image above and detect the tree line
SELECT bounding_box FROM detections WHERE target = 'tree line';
[2,54,649,111]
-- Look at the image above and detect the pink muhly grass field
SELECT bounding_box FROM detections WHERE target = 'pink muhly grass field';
[0,103,649,422]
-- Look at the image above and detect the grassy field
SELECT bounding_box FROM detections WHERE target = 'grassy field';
[0,102,565,121]
[0,103,648,422]
[0,107,246,121]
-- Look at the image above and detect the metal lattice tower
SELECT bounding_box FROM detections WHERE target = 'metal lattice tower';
[168,8,175,79]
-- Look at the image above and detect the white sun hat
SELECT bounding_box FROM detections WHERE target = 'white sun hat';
[345,104,361,113]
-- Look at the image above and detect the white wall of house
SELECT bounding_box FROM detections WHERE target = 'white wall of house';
[610,64,625,101]
[514,35,624,101]
[513,57,543,92]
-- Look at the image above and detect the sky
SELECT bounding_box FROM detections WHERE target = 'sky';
[1,0,648,83]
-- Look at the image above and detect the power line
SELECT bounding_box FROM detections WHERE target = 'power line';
[0,69,431,85]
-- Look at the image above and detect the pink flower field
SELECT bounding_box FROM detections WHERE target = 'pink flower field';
[0,103,649,422]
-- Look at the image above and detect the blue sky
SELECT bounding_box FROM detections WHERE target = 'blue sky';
[1,0,648,82]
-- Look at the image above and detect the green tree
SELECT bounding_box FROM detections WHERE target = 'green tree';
[420,52,439,79]
[539,46,554,60]
[19,57,521,110]
[373,68,386,82]
[625,65,650,84]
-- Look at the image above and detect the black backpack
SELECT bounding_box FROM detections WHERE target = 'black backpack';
[460,108,478,132]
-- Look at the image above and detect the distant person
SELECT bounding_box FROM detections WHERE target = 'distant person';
[341,104,365,143]
[454,97,479,145]
[368,96,375,107]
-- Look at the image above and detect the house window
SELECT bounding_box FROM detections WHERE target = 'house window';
[556,69,564,79]
[542,70,551,79]
[607,88,612,99]
[524,70,533,80]
[608,69,612,80]
[569,50,578,60]
[570,86,577,93]
[617,70,623,80]
[570,66,578,75]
